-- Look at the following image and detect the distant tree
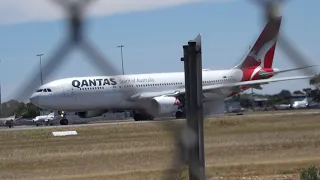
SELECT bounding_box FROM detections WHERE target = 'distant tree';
[303,88,312,96]
[309,73,320,87]
[266,94,283,105]
[240,99,251,108]
[293,90,304,95]
[23,103,41,118]
[231,94,241,101]
[310,89,320,102]
[0,100,21,117]
[15,102,27,117]
[0,99,42,118]
[278,89,291,104]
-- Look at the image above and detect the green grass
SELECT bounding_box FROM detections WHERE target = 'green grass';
[1,112,320,179]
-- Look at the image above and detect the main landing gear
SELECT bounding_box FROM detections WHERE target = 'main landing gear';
[59,111,69,125]
[60,119,69,125]
[175,95,186,119]
[175,110,186,119]
[132,111,154,121]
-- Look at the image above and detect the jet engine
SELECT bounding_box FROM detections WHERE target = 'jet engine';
[149,96,180,116]
[76,110,107,118]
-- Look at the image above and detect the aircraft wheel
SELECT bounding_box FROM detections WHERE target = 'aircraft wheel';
[175,111,184,119]
[143,114,154,121]
[133,112,154,121]
[133,114,142,121]
[60,119,69,125]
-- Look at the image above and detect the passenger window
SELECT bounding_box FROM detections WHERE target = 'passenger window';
[44,89,47,92]
[48,89,52,92]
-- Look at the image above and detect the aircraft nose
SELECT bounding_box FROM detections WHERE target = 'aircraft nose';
[29,93,39,105]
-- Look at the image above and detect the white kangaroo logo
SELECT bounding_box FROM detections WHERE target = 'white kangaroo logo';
[248,38,277,68]
[248,37,277,80]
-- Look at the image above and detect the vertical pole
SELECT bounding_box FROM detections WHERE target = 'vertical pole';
[36,54,44,116]
[117,45,125,118]
[0,59,2,118]
[40,55,43,85]
[182,36,206,180]
[120,47,124,75]
[117,45,125,75]
[187,40,205,180]
[182,43,198,179]
[195,41,205,179]
[251,88,254,111]
[248,46,254,111]
[182,45,191,120]
[187,41,198,180]
[36,54,44,86]
[0,79,1,118]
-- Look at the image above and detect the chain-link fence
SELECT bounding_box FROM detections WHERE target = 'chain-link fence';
[9,0,320,180]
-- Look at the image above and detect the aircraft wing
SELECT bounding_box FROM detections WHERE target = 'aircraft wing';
[129,75,313,100]
[130,90,181,100]
[201,75,313,93]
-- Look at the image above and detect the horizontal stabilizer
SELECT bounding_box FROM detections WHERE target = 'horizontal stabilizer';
[260,65,320,76]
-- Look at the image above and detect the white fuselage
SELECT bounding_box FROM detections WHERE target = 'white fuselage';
[29,69,244,112]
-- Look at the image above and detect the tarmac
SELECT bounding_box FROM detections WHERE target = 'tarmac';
[0,109,319,132]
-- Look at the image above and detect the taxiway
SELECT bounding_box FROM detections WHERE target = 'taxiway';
[0,109,319,132]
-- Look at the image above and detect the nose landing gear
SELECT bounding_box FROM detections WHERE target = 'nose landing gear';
[60,119,69,125]
[59,111,69,125]
[175,110,186,119]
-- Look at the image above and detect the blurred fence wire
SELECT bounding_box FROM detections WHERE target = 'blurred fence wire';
[10,0,320,180]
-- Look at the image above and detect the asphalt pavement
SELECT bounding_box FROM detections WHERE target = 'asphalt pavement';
[0,109,319,132]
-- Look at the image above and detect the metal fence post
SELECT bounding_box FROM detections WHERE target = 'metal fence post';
[181,40,205,180]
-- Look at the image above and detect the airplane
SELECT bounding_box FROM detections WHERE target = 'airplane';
[32,112,55,126]
[29,16,317,125]
[291,97,308,109]
[0,114,16,128]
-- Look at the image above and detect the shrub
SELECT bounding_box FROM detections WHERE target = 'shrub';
[300,166,319,180]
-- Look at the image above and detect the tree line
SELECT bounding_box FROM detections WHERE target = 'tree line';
[231,88,320,108]
[0,100,41,118]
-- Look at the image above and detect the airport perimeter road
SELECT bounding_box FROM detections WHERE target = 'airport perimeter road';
[0,109,319,132]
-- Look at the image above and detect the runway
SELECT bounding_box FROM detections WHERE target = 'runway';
[0,109,319,132]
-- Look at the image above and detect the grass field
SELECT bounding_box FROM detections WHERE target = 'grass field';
[1,112,320,180]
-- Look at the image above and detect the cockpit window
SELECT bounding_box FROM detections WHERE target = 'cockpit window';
[36,88,52,92]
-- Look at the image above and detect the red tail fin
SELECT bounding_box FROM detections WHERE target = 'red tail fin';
[234,17,282,69]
